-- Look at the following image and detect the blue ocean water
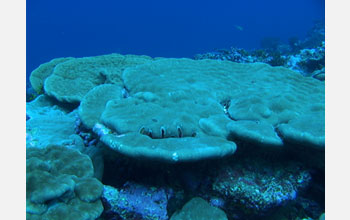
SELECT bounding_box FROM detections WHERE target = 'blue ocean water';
[27,0,324,81]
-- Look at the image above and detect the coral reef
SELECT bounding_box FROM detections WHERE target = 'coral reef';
[212,158,311,214]
[29,57,74,94]
[44,54,155,103]
[26,50,325,219]
[26,145,104,220]
[194,41,325,81]
[26,95,83,149]
[194,22,325,81]
[102,182,172,220]
[78,84,124,129]
[285,42,325,78]
[78,57,324,163]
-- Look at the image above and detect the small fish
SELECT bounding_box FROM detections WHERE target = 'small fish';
[234,25,243,31]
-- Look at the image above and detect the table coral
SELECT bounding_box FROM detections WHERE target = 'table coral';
[76,57,325,163]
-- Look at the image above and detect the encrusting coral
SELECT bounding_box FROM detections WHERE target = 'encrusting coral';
[44,54,155,103]
[26,145,104,220]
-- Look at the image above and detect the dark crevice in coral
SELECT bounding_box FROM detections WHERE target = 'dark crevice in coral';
[177,126,183,138]
[273,125,285,142]
[47,94,80,112]
[220,99,236,121]
[118,71,132,99]
[98,71,108,84]
[138,125,193,139]
[121,87,130,98]
[160,126,166,138]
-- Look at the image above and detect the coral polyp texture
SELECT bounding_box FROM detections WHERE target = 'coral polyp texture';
[43,54,155,103]
[102,182,172,220]
[27,53,325,219]
[212,158,312,214]
[170,197,228,220]
[26,145,104,220]
[29,57,74,94]
[26,94,83,149]
[78,84,124,129]
[32,54,324,163]
[77,56,323,162]
[122,58,324,148]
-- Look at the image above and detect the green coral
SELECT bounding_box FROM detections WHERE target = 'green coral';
[75,177,104,202]
[97,96,236,162]
[43,54,155,103]
[76,57,324,163]
[100,131,236,162]
[29,57,74,94]
[78,84,124,129]
[26,145,103,220]
[227,120,283,147]
[170,197,228,220]
[123,58,324,148]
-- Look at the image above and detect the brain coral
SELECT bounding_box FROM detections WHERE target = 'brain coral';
[43,54,155,103]
[26,145,104,220]
[79,57,324,162]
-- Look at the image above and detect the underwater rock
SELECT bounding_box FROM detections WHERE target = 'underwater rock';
[170,197,228,220]
[285,44,325,77]
[212,158,311,214]
[194,36,325,81]
[209,197,226,209]
[26,145,103,220]
[102,182,173,220]
[194,47,255,63]
[294,196,325,220]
